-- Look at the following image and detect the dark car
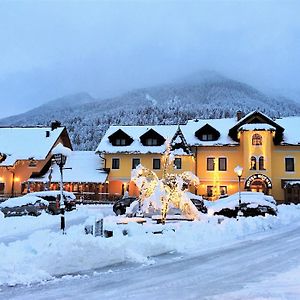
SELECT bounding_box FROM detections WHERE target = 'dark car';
[113,197,137,215]
[190,198,208,214]
[28,191,76,215]
[0,195,48,217]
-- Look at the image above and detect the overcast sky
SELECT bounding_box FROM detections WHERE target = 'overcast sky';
[0,0,299,118]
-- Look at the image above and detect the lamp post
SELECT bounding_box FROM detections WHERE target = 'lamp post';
[52,143,71,234]
[234,165,243,220]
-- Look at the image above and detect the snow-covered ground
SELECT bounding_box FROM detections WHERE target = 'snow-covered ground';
[1,204,300,299]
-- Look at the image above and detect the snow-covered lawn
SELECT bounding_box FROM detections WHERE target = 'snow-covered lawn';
[1,203,300,288]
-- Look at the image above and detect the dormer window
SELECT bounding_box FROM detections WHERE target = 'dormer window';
[145,138,158,146]
[108,129,133,146]
[201,134,213,141]
[195,124,220,142]
[252,134,262,146]
[140,129,165,146]
[115,139,126,146]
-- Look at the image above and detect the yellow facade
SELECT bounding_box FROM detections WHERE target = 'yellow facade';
[101,112,300,203]
[194,130,298,202]
[105,153,195,196]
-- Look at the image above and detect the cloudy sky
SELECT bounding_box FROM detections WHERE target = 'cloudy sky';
[0,0,299,118]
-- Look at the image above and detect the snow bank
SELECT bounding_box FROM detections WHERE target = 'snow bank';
[0,195,48,208]
[0,204,299,286]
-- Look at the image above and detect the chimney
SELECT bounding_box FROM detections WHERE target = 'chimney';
[46,130,50,138]
[51,120,61,131]
[236,110,243,121]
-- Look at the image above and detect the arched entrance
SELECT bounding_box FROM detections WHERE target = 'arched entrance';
[250,179,268,194]
[245,174,272,195]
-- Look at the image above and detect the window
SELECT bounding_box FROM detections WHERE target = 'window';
[174,158,182,169]
[112,158,120,169]
[0,183,4,194]
[252,134,262,146]
[28,159,37,167]
[250,156,257,170]
[207,157,215,171]
[285,158,295,172]
[145,138,158,146]
[218,157,227,171]
[115,139,126,146]
[220,186,227,196]
[207,186,213,197]
[259,156,265,170]
[132,158,140,169]
[153,158,161,170]
[201,134,213,141]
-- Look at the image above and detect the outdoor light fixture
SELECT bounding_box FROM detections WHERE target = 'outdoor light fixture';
[234,165,243,220]
[52,143,71,234]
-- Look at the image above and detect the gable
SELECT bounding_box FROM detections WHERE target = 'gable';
[108,129,133,146]
[195,124,221,141]
[140,129,165,146]
[229,111,284,144]
[171,127,192,155]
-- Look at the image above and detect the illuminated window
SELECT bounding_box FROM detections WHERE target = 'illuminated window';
[174,158,182,169]
[250,156,257,170]
[259,156,265,170]
[218,158,227,171]
[220,186,227,195]
[207,186,213,197]
[0,183,4,194]
[207,158,215,171]
[252,134,262,146]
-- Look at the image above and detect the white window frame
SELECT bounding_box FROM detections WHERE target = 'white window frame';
[285,156,295,173]
[112,157,120,170]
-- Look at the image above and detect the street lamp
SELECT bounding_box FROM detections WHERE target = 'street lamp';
[52,143,71,234]
[234,165,243,220]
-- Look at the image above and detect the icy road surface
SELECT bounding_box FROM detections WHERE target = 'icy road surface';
[2,222,300,299]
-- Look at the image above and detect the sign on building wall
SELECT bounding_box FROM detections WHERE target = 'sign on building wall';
[245,173,272,189]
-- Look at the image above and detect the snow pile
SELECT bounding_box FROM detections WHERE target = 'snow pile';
[29,190,76,200]
[0,204,300,286]
[206,192,277,214]
[0,195,48,208]
[51,142,72,157]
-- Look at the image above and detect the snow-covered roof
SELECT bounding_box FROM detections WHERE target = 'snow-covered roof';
[284,181,300,188]
[181,118,238,146]
[29,151,107,184]
[0,127,65,166]
[96,112,300,153]
[96,125,179,154]
[238,124,276,131]
[277,116,300,145]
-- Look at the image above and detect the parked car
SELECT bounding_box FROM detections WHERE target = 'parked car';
[0,195,49,217]
[113,197,137,215]
[207,192,277,218]
[190,198,208,214]
[28,191,76,215]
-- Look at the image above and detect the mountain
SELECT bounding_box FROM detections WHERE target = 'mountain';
[1,71,300,150]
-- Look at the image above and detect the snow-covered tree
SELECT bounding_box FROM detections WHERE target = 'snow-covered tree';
[131,141,200,223]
